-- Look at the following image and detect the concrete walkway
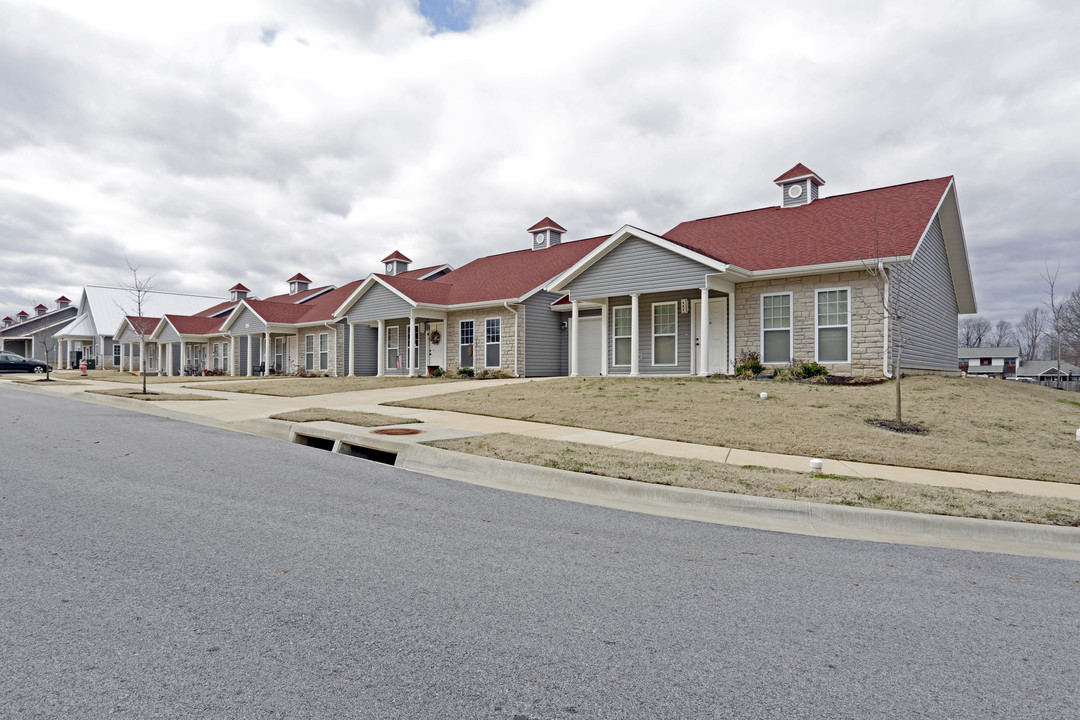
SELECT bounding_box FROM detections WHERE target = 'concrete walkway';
[7,373,1080,501]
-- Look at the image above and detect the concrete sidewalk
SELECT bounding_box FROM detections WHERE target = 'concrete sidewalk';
[7,373,1080,501]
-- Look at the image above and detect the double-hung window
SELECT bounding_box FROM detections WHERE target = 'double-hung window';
[816,288,850,363]
[459,321,474,368]
[652,302,677,366]
[318,333,329,371]
[113,344,121,366]
[304,334,315,371]
[761,293,792,364]
[212,343,220,370]
[386,326,400,370]
[485,318,501,368]
[612,306,632,366]
[221,342,229,372]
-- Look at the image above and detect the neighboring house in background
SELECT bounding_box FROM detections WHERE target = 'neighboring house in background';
[54,286,226,370]
[333,234,605,377]
[546,165,976,378]
[1014,359,1080,382]
[0,297,77,364]
[958,346,1019,378]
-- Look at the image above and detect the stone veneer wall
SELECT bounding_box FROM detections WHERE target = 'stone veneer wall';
[733,270,885,377]
[445,306,525,375]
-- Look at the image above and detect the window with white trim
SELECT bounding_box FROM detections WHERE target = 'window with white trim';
[221,342,228,372]
[212,342,220,370]
[112,344,121,366]
[761,293,792,364]
[274,337,284,372]
[386,326,400,370]
[485,317,501,368]
[459,320,474,368]
[816,288,850,363]
[652,302,677,366]
[319,333,329,371]
[612,306,632,366]
[304,334,315,371]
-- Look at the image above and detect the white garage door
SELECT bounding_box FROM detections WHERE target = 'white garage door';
[577,317,602,376]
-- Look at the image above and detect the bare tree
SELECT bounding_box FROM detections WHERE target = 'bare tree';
[41,332,57,381]
[1061,285,1080,366]
[1016,306,1044,360]
[958,316,991,347]
[989,319,1014,348]
[119,259,156,394]
[1042,263,1066,388]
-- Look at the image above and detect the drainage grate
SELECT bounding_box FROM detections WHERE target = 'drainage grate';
[370,427,422,436]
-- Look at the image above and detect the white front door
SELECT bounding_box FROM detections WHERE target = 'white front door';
[427,322,444,368]
[692,297,728,374]
[577,317,602,376]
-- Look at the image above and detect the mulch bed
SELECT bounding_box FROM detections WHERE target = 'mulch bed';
[868,419,929,435]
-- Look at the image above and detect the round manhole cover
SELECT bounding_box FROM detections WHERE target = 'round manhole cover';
[370,427,422,436]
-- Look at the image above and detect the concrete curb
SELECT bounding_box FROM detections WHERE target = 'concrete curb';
[395,443,1080,561]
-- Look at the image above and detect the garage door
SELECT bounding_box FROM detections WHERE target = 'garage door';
[577,317,602,376]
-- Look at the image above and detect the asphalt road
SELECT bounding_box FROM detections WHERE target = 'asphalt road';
[1,386,1078,719]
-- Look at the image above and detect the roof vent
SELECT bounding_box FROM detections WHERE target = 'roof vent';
[2,317,12,327]
[229,283,251,302]
[16,311,29,323]
[34,304,48,316]
[527,217,566,250]
[381,251,412,276]
[287,273,311,295]
[56,296,71,309]
[774,164,824,208]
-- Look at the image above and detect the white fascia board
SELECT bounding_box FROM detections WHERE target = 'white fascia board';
[442,298,524,311]
[111,317,132,340]
[219,300,268,332]
[293,286,336,304]
[416,264,453,280]
[331,275,377,317]
[740,257,912,280]
[551,300,604,313]
[546,225,729,293]
[931,180,977,315]
[774,172,824,186]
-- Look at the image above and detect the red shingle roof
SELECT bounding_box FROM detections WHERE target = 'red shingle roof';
[664,177,951,271]
[773,163,824,185]
[34,304,48,309]
[125,316,160,335]
[164,315,226,335]
[287,273,312,283]
[16,311,28,316]
[246,280,364,325]
[56,296,71,302]
[229,283,251,292]
[3,317,13,322]
[264,285,333,304]
[527,217,567,233]
[195,300,239,317]
[396,264,449,280]
[381,250,412,263]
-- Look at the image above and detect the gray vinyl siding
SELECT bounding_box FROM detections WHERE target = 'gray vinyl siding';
[522,291,566,377]
[347,283,414,323]
[117,327,143,344]
[891,216,960,373]
[351,324,377,376]
[604,291,693,375]
[781,180,819,207]
[156,324,180,343]
[231,307,266,335]
[562,237,716,299]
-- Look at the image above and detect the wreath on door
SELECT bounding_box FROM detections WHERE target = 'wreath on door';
[428,329,441,345]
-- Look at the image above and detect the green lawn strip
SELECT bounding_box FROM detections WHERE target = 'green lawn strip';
[87,388,221,401]
[270,408,421,427]
[430,434,1080,527]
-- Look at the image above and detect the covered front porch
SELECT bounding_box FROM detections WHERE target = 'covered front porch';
[350,311,447,377]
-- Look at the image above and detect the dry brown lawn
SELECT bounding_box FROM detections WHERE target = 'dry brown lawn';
[396,375,1080,483]
[53,370,255,384]
[195,376,453,397]
[270,408,421,427]
[433,434,1080,526]
[12,379,84,386]
[87,388,221,401]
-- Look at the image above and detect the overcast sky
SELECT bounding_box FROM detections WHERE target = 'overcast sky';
[2,0,1078,324]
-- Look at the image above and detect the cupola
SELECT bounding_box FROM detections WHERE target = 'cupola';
[229,283,251,302]
[287,273,311,295]
[34,304,48,316]
[381,251,412,276]
[527,217,566,250]
[774,164,824,208]
[2,317,12,327]
[56,296,71,309]
[16,310,29,323]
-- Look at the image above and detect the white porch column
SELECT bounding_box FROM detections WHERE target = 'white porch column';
[264,330,272,374]
[728,294,736,375]
[441,322,447,370]
[376,320,385,376]
[407,314,416,377]
[129,343,135,372]
[600,301,609,376]
[139,342,145,374]
[180,340,187,376]
[166,343,174,376]
[157,342,163,375]
[229,337,236,376]
[247,335,253,376]
[630,293,640,377]
[570,300,580,377]
[699,287,710,377]
[349,324,357,376]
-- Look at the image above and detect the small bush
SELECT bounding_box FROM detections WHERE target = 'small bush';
[457,366,475,378]
[428,367,445,378]
[734,350,765,378]
[793,360,828,379]
[475,369,513,380]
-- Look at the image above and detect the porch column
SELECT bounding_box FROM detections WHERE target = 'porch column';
[570,300,580,377]
[180,340,187,376]
[699,287,710,377]
[630,293,640,377]
[167,343,174,376]
[441,322,447,370]
[139,342,145,374]
[728,294,736,375]
[376,320,385,377]
[129,343,135,372]
[157,342,163,375]
[600,300,609,376]
[407,314,416,377]
[228,337,236,376]
[247,335,254,376]
[349,324,357,376]
[264,330,271,374]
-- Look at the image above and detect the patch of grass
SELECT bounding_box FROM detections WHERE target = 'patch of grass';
[394,375,1080,483]
[269,408,421,427]
[431,434,1080,526]
[197,376,452,397]
[13,379,84,386]
[87,388,220,401]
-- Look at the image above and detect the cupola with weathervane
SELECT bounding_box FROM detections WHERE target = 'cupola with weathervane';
[287,273,311,295]
[381,251,412,276]
[229,283,250,302]
[774,163,825,208]
[527,217,566,250]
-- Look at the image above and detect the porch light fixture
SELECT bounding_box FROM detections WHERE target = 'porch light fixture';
[680,298,689,313]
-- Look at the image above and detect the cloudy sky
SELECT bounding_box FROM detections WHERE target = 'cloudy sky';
[2,0,1078,324]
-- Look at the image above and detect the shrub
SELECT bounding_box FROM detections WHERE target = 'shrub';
[792,359,828,379]
[734,350,765,378]
[429,367,445,378]
[457,366,475,378]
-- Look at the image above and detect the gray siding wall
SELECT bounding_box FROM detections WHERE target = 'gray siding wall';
[156,324,180,343]
[117,327,142,344]
[523,291,566,377]
[562,237,716,299]
[892,216,960,373]
[603,291,693,375]
[781,180,819,208]
[231,307,266,336]
[347,283,413,323]
[351,324,378,376]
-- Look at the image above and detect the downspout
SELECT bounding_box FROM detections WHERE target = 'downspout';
[503,301,519,377]
[324,321,338,376]
[880,261,893,379]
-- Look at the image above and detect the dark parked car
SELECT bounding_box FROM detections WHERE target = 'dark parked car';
[0,351,52,373]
